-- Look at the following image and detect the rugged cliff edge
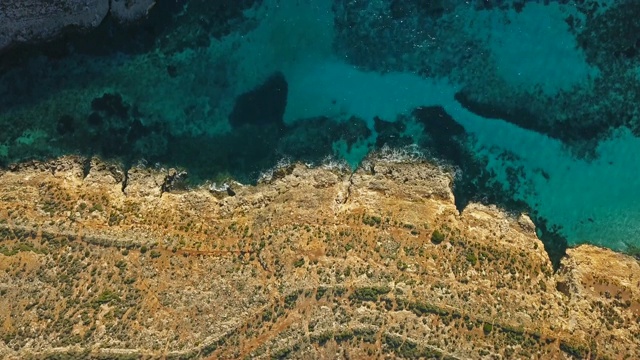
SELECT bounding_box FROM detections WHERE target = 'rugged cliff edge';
[0,0,156,52]
[0,155,638,359]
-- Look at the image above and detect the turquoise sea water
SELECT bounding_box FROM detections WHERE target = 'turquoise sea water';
[1,0,640,259]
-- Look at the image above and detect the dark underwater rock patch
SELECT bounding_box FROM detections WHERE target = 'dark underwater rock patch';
[156,0,260,54]
[578,1,640,69]
[413,105,465,137]
[56,92,168,161]
[162,124,282,184]
[279,116,372,164]
[56,115,76,135]
[374,116,413,149]
[388,0,452,19]
[332,0,632,160]
[91,93,129,119]
[87,112,103,127]
[166,65,178,78]
[454,89,617,155]
[332,0,448,73]
[454,90,543,134]
[229,72,288,129]
[412,106,467,167]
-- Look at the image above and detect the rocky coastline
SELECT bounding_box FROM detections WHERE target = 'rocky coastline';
[0,0,156,53]
[0,155,638,358]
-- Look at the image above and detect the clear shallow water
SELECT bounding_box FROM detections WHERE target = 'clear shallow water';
[1,0,639,256]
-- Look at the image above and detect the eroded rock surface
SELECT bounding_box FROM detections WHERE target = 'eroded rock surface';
[0,155,638,359]
[0,0,155,52]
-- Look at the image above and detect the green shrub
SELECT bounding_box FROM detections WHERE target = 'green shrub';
[316,287,327,300]
[560,340,589,358]
[431,230,445,244]
[94,290,120,305]
[311,331,333,345]
[396,260,408,271]
[334,330,354,343]
[293,258,305,267]
[271,346,292,359]
[409,301,449,317]
[466,251,478,265]
[353,328,377,343]
[362,215,382,227]
[262,310,273,322]
[350,286,390,302]
[284,293,299,309]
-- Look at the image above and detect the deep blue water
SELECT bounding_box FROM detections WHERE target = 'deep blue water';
[1,0,640,263]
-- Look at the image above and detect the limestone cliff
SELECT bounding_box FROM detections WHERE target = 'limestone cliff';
[0,155,638,359]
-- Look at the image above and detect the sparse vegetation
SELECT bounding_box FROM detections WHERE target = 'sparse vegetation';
[362,214,382,227]
[409,301,449,317]
[560,340,589,359]
[350,286,391,302]
[310,331,333,345]
[0,157,636,359]
[383,334,443,358]
[94,290,120,306]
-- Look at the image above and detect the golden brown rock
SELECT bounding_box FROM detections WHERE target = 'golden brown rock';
[0,155,638,359]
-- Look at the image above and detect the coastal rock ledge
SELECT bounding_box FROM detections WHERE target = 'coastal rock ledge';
[0,155,638,359]
[0,0,156,52]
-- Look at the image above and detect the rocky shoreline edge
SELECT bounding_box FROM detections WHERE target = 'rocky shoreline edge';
[0,154,638,359]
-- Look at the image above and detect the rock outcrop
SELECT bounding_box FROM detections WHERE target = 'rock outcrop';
[0,0,156,52]
[0,155,638,359]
